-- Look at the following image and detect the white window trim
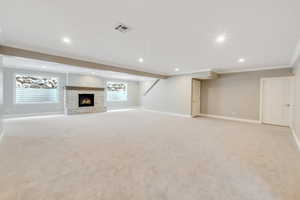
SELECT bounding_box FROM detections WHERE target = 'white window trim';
[106,81,128,102]
[14,73,60,104]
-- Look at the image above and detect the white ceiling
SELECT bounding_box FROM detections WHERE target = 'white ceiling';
[2,56,155,81]
[0,0,300,75]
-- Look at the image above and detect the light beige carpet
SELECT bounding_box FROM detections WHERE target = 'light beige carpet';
[0,110,300,200]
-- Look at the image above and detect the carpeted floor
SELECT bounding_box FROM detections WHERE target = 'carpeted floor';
[0,110,300,200]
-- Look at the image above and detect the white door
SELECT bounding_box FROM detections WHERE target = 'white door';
[261,77,294,126]
[191,79,201,117]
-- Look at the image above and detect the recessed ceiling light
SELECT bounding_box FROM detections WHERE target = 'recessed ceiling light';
[174,68,180,72]
[216,34,226,43]
[62,37,71,44]
[42,65,47,69]
[138,58,144,63]
[238,58,245,63]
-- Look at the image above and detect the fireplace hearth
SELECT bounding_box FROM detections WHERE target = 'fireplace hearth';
[79,94,94,107]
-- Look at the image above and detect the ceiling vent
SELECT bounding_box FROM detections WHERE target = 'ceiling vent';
[115,23,130,33]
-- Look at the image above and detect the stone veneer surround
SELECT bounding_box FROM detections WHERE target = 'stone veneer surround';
[64,86,106,115]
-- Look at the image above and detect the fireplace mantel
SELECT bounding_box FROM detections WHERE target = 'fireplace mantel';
[64,86,105,91]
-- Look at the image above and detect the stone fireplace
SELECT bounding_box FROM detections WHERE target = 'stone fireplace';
[64,86,106,115]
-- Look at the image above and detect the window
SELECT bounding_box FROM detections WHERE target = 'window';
[15,75,59,104]
[106,82,127,102]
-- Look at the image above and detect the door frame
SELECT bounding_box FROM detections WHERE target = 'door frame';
[259,76,294,126]
[190,78,201,117]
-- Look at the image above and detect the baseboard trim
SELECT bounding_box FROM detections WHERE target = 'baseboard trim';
[198,113,261,124]
[142,109,191,118]
[291,128,300,151]
[4,111,64,119]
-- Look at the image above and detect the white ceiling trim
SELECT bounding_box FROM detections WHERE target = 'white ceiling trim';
[215,65,292,74]
[2,56,156,82]
[172,65,292,76]
[173,69,212,76]
[0,45,168,79]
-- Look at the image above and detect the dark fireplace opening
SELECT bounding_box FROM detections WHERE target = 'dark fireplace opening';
[79,94,94,107]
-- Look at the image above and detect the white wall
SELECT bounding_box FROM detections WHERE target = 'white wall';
[140,69,294,118]
[2,69,141,117]
[201,68,292,120]
[104,78,140,109]
[140,75,192,115]
[3,68,67,117]
[67,73,105,88]
[0,57,4,135]
[292,56,300,145]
